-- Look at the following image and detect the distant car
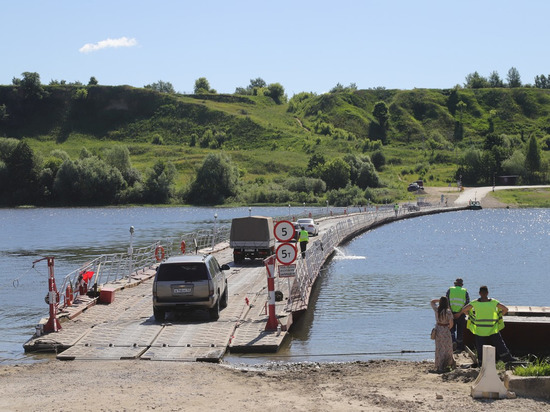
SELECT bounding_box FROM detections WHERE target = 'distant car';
[297,218,319,236]
[291,222,301,241]
[152,254,229,321]
[407,183,420,192]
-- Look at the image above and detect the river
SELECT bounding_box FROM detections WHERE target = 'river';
[1,207,549,364]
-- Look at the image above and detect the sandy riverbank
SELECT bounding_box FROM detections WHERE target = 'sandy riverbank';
[1,358,549,411]
[422,186,508,209]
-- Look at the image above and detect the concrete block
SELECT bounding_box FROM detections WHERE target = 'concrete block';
[504,371,550,400]
[471,345,513,399]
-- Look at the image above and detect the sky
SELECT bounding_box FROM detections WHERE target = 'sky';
[2,0,550,96]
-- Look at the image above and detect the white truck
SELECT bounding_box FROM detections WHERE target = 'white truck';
[229,216,275,263]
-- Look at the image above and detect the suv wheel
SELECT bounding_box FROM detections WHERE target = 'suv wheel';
[153,307,165,322]
[220,283,228,308]
[209,297,220,320]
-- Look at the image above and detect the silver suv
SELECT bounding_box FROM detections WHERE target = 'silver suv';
[152,255,229,321]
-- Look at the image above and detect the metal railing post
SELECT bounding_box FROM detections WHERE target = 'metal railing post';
[128,226,134,283]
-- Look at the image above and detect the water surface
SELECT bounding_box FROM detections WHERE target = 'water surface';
[1,207,548,364]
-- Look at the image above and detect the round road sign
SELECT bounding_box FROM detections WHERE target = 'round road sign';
[274,220,296,242]
[276,242,297,265]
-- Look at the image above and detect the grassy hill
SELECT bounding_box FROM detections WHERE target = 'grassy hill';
[0,83,549,205]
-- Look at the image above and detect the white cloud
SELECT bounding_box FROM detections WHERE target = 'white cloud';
[79,36,138,53]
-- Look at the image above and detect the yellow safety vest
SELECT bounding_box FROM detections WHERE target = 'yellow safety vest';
[299,230,309,242]
[467,299,504,337]
[448,286,467,312]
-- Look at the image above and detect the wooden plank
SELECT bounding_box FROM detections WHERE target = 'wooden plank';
[507,306,550,316]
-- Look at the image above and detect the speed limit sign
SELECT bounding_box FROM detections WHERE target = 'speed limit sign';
[274,220,295,242]
[276,242,297,265]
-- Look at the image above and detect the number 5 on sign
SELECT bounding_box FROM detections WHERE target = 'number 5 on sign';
[274,220,295,242]
[276,242,297,265]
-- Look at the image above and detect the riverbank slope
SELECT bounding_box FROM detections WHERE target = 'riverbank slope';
[423,185,550,209]
[1,359,549,411]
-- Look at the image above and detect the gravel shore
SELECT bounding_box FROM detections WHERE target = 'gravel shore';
[1,358,549,411]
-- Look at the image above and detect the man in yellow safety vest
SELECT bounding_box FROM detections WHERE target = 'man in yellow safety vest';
[446,278,469,352]
[455,285,516,365]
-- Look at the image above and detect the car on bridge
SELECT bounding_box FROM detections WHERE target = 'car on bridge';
[297,218,319,236]
[152,254,229,321]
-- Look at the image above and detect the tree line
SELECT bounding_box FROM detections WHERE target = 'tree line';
[0,139,175,206]
[463,67,550,89]
[0,136,385,207]
[10,66,550,98]
[456,134,544,185]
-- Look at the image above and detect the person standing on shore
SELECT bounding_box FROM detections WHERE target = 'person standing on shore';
[455,285,516,365]
[430,296,456,372]
[446,278,469,352]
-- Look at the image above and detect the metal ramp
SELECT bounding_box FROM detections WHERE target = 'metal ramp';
[141,345,226,362]
[141,321,235,361]
[57,320,163,360]
[56,345,149,360]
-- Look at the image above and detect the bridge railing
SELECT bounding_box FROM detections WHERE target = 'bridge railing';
[57,239,172,307]
[179,225,231,255]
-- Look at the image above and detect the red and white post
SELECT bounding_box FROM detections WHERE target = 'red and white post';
[44,257,61,333]
[264,255,278,331]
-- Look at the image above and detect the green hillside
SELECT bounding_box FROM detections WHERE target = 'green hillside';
[0,81,549,206]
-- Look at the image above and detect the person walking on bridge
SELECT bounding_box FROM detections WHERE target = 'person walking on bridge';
[446,278,469,352]
[455,285,515,366]
[298,226,309,258]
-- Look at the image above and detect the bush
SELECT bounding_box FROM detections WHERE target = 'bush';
[285,176,326,194]
[143,160,176,203]
[364,187,397,204]
[53,157,125,205]
[186,153,239,205]
[326,185,367,207]
[371,150,386,170]
[151,134,164,145]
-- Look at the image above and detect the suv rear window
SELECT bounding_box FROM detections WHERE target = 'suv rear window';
[156,263,208,282]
